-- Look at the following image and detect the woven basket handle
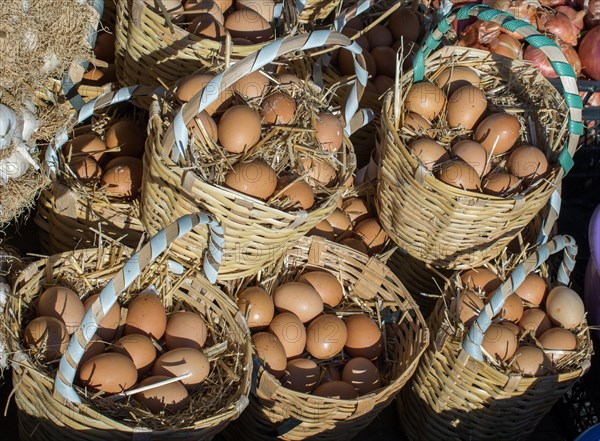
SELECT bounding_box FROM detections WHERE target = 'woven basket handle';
[53,212,224,403]
[162,30,369,162]
[462,234,578,361]
[412,4,583,175]
[45,85,165,178]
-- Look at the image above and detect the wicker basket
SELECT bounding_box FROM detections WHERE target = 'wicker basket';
[297,0,344,22]
[397,234,593,441]
[140,31,371,280]
[34,86,161,254]
[7,213,253,440]
[223,234,429,440]
[376,4,583,269]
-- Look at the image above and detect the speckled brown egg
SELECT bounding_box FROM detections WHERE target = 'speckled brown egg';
[405,81,446,121]
[326,209,352,236]
[313,380,359,399]
[268,312,307,358]
[482,323,518,361]
[224,9,274,43]
[354,218,387,255]
[67,133,107,162]
[124,293,167,340]
[224,160,277,200]
[514,273,547,306]
[218,105,262,153]
[454,290,484,326]
[371,47,397,78]
[434,66,481,96]
[474,113,521,155]
[461,268,501,293]
[237,286,275,331]
[438,160,481,191]
[232,70,269,99]
[447,86,487,130]
[344,314,383,360]
[83,294,120,341]
[113,334,157,375]
[152,348,210,389]
[482,172,520,196]
[24,316,69,361]
[308,219,336,241]
[298,271,344,308]
[164,311,207,350]
[342,357,381,395]
[316,113,344,153]
[79,352,137,393]
[342,197,370,225]
[276,176,315,210]
[70,157,101,182]
[261,92,296,125]
[546,286,585,330]
[306,314,347,359]
[409,138,447,170]
[135,375,190,413]
[519,308,552,338]
[105,120,145,158]
[510,346,551,376]
[253,332,287,377]
[539,327,577,361]
[37,286,85,334]
[367,25,393,48]
[487,292,523,323]
[101,157,143,198]
[273,282,323,323]
[282,358,320,393]
[507,145,549,180]
[300,157,337,187]
[189,111,218,143]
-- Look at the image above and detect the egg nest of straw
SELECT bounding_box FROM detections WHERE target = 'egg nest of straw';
[15,250,248,430]
[395,50,569,197]
[163,71,354,211]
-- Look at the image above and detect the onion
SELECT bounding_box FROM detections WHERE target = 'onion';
[554,6,586,31]
[584,0,600,28]
[459,19,502,46]
[524,45,558,77]
[540,0,569,6]
[579,25,600,79]
[561,40,582,75]
[538,10,580,45]
[488,34,523,59]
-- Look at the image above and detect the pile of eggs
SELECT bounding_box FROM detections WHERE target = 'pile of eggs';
[308,196,388,256]
[65,119,146,198]
[334,8,424,95]
[237,270,385,399]
[82,31,117,87]
[177,71,347,208]
[454,267,586,376]
[146,0,281,44]
[24,286,214,413]
[404,66,550,195]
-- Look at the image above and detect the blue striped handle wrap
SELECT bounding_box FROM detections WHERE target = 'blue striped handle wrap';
[462,235,578,361]
[412,4,583,174]
[54,213,224,402]
[163,31,369,163]
[45,85,165,178]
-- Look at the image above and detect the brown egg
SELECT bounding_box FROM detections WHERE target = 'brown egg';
[176,74,233,115]
[184,0,225,22]
[273,282,323,323]
[501,321,521,336]
[438,160,481,191]
[453,290,484,326]
[342,198,370,225]
[405,81,446,121]
[354,218,387,255]
[306,314,347,359]
[514,273,547,306]
[79,352,137,393]
[482,323,518,361]
[67,133,107,162]
[101,157,143,198]
[236,0,276,22]
[224,10,274,44]
[300,157,337,187]
[79,339,106,369]
[261,92,296,125]
[135,375,190,413]
[474,113,521,155]
[268,313,307,358]
[371,47,397,78]
[308,219,336,241]
[224,160,277,200]
[253,332,287,377]
[342,357,381,395]
[218,105,262,153]
[316,113,344,153]
[482,172,520,196]
[539,328,577,361]
[452,140,489,177]
[276,176,315,210]
[83,294,120,342]
[447,86,487,130]
[105,120,145,157]
[519,308,552,338]
[373,75,394,95]
[434,66,481,97]
[152,348,210,389]
[237,286,275,331]
[507,145,549,180]
[367,25,393,48]
[487,292,523,323]
[461,268,501,293]
[510,346,551,376]
[388,8,421,42]
[232,70,269,99]
[165,311,207,350]
[24,316,69,361]
[94,33,116,63]
[37,286,85,334]
[546,286,585,329]
[232,37,253,45]
[113,334,156,375]
[213,0,232,12]
[344,314,383,360]
[409,138,447,170]
[145,0,184,21]
[124,293,167,340]
[188,14,227,41]
[326,209,352,236]
[403,112,432,134]
[282,358,320,393]
[313,380,359,399]
[489,34,522,59]
[340,238,369,254]
[341,27,369,51]
[339,48,377,78]
[298,271,344,308]
[189,111,218,143]
[70,157,101,182]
